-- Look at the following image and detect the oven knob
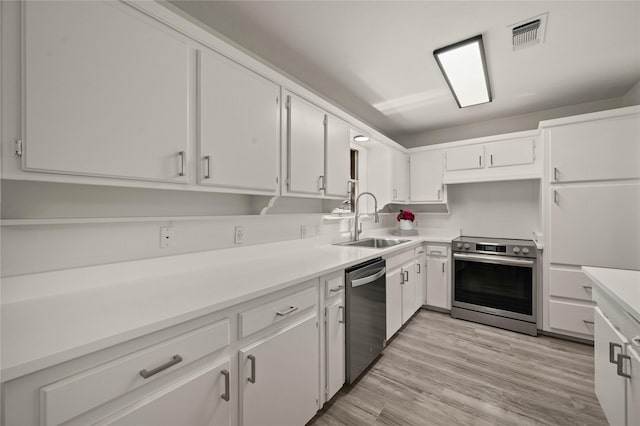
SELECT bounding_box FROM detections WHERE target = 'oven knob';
[522,247,530,254]
[463,243,470,249]
[513,247,521,254]
[456,242,463,249]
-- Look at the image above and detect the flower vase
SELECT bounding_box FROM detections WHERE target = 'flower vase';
[399,219,413,231]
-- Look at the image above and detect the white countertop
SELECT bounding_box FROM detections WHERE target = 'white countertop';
[1,228,458,382]
[582,266,640,322]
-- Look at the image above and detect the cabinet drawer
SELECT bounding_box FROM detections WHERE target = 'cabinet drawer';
[426,245,449,257]
[40,319,230,426]
[323,271,345,299]
[386,249,415,270]
[239,286,317,338]
[549,267,594,301]
[549,300,595,336]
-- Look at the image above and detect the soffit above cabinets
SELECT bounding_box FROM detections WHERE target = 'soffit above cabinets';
[168,1,640,139]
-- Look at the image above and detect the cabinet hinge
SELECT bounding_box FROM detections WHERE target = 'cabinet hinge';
[14,139,23,157]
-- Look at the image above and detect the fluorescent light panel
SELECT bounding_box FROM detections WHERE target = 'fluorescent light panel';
[434,35,492,108]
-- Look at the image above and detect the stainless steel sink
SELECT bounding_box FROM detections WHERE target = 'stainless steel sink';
[334,238,411,249]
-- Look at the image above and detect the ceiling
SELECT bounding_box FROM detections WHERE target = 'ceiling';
[169,1,640,140]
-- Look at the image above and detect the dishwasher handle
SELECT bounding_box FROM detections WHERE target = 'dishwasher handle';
[351,267,386,288]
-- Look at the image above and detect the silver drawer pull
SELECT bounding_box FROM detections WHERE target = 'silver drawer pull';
[617,354,631,379]
[583,285,592,292]
[553,167,559,181]
[276,306,298,316]
[339,306,345,324]
[329,285,345,293]
[204,155,211,179]
[139,354,182,379]
[404,270,409,282]
[609,342,623,364]
[583,320,595,325]
[221,369,230,401]
[247,355,256,383]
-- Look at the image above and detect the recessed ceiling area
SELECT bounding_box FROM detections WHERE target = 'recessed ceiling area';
[167,1,640,144]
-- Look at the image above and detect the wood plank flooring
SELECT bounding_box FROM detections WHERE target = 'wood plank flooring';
[310,310,607,426]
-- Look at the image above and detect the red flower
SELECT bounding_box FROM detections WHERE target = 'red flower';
[397,210,415,222]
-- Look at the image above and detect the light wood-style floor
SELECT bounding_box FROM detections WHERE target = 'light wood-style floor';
[310,309,607,426]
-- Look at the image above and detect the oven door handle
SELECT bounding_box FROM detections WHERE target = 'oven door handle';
[453,252,534,267]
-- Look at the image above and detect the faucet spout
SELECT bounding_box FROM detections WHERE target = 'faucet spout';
[353,192,379,242]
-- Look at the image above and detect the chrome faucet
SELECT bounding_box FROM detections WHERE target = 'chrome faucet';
[353,192,380,241]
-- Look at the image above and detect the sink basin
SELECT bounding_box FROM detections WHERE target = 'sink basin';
[334,238,411,249]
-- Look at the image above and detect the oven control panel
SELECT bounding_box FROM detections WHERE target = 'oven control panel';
[453,237,536,258]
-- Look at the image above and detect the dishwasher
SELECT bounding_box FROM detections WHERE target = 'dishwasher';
[345,257,386,384]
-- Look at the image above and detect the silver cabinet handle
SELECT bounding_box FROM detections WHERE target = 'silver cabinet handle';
[318,175,325,191]
[553,190,559,205]
[400,269,405,285]
[609,342,623,364]
[178,151,186,177]
[617,354,631,379]
[490,154,493,166]
[247,355,256,383]
[583,320,595,325]
[583,285,592,293]
[442,263,445,273]
[404,270,409,282]
[276,306,298,316]
[204,155,211,179]
[139,354,182,379]
[221,369,230,401]
[417,264,421,274]
[479,155,482,167]
[338,306,345,324]
[553,167,559,181]
[437,189,441,199]
[329,285,345,293]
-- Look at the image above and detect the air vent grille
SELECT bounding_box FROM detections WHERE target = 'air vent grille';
[510,13,547,51]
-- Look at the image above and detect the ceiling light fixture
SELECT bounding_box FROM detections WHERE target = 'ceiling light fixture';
[353,135,370,142]
[433,35,492,108]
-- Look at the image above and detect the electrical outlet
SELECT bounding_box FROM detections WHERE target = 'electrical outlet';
[234,226,245,244]
[160,226,175,248]
[300,225,308,238]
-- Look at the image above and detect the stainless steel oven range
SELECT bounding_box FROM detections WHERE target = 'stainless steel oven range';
[451,236,538,336]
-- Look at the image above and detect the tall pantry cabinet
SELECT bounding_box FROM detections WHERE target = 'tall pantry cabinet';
[541,106,640,339]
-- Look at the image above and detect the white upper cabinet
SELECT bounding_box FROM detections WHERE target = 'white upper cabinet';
[391,149,410,202]
[410,150,444,202]
[324,115,351,198]
[198,49,280,194]
[445,145,484,171]
[547,114,640,183]
[485,139,535,168]
[22,1,190,183]
[284,92,326,196]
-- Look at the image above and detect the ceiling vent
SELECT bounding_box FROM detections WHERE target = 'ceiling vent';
[510,13,548,51]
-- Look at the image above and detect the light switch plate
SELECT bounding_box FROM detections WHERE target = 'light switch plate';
[160,226,175,248]
[234,226,246,244]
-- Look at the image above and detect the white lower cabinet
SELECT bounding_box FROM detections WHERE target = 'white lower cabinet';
[96,359,232,426]
[239,314,319,426]
[325,298,345,400]
[415,246,427,306]
[386,249,421,340]
[424,244,451,311]
[386,264,404,340]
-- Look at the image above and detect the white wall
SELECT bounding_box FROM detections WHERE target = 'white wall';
[623,80,640,107]
[412,180,540,240]
[398,97,624,148]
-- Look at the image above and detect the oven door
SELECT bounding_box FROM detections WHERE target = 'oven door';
[452,252,536,322]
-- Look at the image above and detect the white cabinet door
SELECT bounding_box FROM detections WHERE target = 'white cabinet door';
[391,149,410,202]
[415,250,427,306]
[445,145,484,171]
[401,263,417,324]
[325,299,345,400]
[198,49,279,193]
[22,1,189,183]
[426,258,450,310]
[97,359,231,426]
[594,307,627,426]
[550,183,640,270]
[386,266,403,340]
[324,116,351,198]
[626,345,640,426]
[240,314,319,426]
[410,150,444,202]
[285,93,326,195]
[485,139,535,168]
[548,114,640,182]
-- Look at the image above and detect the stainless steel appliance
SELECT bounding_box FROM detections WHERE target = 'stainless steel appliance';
[451,237,538,336]
[345,257,386,383]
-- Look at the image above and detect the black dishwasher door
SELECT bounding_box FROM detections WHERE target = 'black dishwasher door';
[345,257,386,384]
